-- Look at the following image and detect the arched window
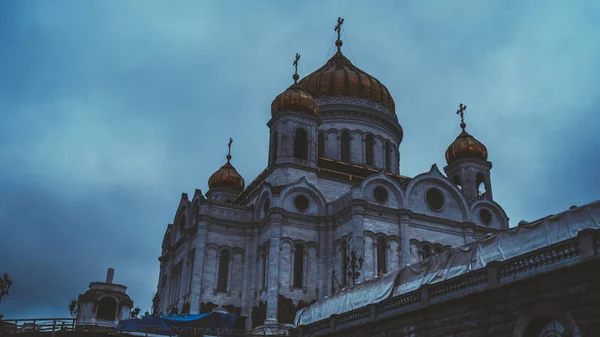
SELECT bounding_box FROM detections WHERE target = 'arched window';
[385,142,391,172]
[270,132,278,164]
[294,128,309,160]
[422,244,431,260]
[376,237,387,276]
[525,318,570,337]
[340,240,348,286]
[341,130,350,162]
[476,173,487,197]
[261,250,268,290]
[293,244,305,288]
[96,297,117,321]
[365,134,374,166]
[217,250,230,292]
[452,175,462,190]
[318,132,325,158]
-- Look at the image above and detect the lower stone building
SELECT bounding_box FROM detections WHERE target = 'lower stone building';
[292,201,600,337]
[76,268,133,328]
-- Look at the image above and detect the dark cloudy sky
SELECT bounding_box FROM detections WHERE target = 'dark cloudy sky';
[1,0,599,319]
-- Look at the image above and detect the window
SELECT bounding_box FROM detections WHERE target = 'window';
[340,240,348,286]
[476,173,487,197]
[385,142,391,172]
[96,297,117,320]
[261,251,268,290]
[365,134,374,166]
[293,244,305,288]
[422,245,431,260]
[217,250,230,292]
[294,128,308,160]
[318,132,325,158]
[263,199,270,216]
[452,175,462,190]
[376,237,387,276]
[426,188,445,211]
[294,195,310,211]
[341,130,350,162]
[480,209,492,225]
[373,186,388,203]
[270,132,278,164]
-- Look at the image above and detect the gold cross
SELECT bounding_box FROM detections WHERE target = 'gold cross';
[334,17,344,40]
[227,137,233,161]
[456,103,467,131]
[293,53,301,83]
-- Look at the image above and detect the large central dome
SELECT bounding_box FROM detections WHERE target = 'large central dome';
[297,50,395,115]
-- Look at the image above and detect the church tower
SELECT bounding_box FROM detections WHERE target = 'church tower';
[444,104,493,202]
[268,53,320,168]
[206,139,245,203]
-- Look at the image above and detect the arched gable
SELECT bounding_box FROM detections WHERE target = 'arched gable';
[172,193,191,235]
[162,224,173,250]
[405,164,469,221]
[469,199,509,229]
[254,183,273,221]
[360,171,405,208]
[280,177,327,216]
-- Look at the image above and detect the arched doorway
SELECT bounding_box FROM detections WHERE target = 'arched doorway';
[96,297,117,321]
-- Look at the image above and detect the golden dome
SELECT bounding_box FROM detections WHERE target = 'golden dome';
[271,83,319,117]
[297,50,395,113]
[445,130,488,165]
[208,155,245,192]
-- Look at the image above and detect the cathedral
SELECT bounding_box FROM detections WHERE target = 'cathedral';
[156,20,509,332]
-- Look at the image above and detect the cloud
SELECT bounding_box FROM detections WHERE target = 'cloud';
[1,0,599,318]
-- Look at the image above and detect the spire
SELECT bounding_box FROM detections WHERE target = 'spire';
[334,17,344,52]
[293,53,301,84]
[456,103,467,131]
[227,137,233,162]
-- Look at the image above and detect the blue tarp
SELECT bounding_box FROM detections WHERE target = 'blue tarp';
[117,316,170,333]
[117,312,244,334]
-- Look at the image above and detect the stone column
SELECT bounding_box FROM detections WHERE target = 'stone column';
[177,237,193,309]
[350,204,366,284]
[264,215,282,325]
[241,227,257,324]
[189,220,208,314]
[399,213,411,267]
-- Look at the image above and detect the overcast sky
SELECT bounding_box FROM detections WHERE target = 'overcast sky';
[1,0,599,319]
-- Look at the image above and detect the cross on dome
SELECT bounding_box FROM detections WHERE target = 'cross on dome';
[293,53,301,83]
[456,103,468,131]
[334,17,344,52]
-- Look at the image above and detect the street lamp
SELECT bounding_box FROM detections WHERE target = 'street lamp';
[345,250,364,287]
[152,293,160,316]
[0,273,12,303]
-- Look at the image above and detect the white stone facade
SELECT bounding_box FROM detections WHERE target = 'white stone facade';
[156,62,508,333]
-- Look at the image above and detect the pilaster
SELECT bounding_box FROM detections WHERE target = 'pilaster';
[399,213,411,267]
[265,215,282,324]
[189,220,208,314]
[350,204,366,284]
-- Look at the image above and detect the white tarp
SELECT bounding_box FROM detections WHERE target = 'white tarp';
[295,200,600,327]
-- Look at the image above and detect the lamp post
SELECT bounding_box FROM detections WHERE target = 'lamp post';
[0,273,12,304]
[345,250,364,287]
[151,293,160,316]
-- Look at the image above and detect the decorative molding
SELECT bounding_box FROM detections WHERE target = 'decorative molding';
[316,96,392,116]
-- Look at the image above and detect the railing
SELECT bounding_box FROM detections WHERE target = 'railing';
[295,228,600,337]
[0,319,288,336]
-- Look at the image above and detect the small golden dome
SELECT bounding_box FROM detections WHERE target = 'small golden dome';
[208,154,245,192]
[271,84,319,117]
[297,51,395,113]
[445,130,488,165]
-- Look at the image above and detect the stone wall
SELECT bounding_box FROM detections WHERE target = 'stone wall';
[293,229,600,337]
